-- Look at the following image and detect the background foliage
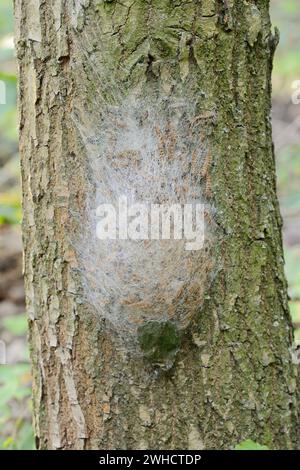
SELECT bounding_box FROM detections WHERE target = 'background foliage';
[0,0,299,450]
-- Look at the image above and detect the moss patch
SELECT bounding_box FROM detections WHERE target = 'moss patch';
[137,320,181,365]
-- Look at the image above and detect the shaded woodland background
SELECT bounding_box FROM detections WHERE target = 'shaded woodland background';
[0,0,299,449]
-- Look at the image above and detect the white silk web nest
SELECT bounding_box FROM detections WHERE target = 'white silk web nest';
[73,94,215,342]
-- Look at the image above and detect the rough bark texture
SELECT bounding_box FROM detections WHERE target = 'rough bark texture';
[15,0,300,450]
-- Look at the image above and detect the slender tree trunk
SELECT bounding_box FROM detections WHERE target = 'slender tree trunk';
[15,0,299,450]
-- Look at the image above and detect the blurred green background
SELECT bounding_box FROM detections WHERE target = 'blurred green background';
[0,0,299,450]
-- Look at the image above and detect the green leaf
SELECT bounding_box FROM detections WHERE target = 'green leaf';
[1,436,15,450]
[16,421,35,450]
[0,363,31,408]
[0,72,17,83]
[3,314,28,336]
[235,439,269,450]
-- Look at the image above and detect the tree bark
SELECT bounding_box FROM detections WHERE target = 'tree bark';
[15,0,300,450]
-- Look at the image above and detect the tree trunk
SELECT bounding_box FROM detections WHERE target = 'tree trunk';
[15,0,300,450]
